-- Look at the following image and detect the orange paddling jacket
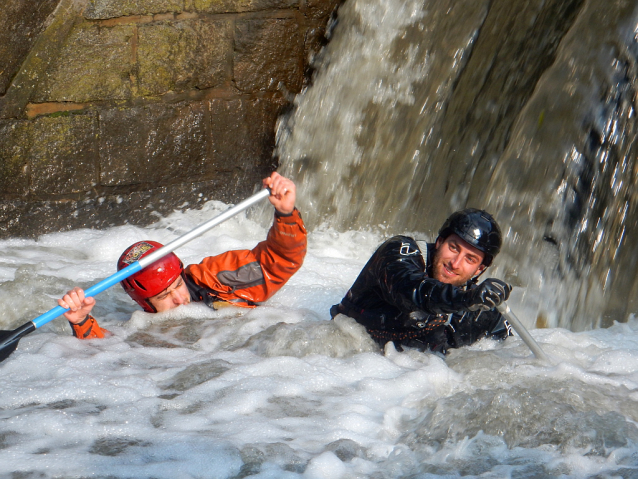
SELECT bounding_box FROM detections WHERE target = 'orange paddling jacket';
[71,209,307,339]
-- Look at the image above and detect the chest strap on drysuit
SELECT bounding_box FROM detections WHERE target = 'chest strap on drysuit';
[332,297,450,340]
[364,316,449,343]
[184,274,258,310]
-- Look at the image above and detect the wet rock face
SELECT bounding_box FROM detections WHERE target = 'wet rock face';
[0,0,60,96]
[0,0,340,238]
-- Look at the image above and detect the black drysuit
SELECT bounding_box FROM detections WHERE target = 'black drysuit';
[331,235,511,354]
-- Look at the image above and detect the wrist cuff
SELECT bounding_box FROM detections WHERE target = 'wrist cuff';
[275,207,297,218]
[73,314,91,327]
[69,314,107,339]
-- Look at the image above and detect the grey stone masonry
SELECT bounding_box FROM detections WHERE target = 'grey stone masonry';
[0,0,342,237]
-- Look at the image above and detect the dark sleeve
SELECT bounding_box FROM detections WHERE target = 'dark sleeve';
[363,236,472,316]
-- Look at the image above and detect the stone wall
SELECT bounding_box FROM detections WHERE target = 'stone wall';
[0,0,339,237]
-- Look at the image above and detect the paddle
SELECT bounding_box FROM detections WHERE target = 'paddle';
[497,302,551,362]
[0,188,272,363]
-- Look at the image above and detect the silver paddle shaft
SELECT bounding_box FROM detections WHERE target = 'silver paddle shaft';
[139,188,271,268]
[497,302,551,363]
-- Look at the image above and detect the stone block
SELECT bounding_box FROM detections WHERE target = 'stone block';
[137,19,232,96]
[0,121,31,196]
[0,175,262,238]
[210,98,285,175]
[185,0,297,14]
[29,114,98,195]
[0,0,59,95]
[234,18,303,93]
[34,24,134,103]
[0,199,82,238]
[99,102,211,186]
[304,0,342,20]
[84,0,183,19]
[0,115,97,197]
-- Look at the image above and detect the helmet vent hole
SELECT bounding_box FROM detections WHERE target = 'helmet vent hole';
[134,279,147,291]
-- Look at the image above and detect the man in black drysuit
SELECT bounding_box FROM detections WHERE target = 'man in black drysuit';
[331,209,513,354]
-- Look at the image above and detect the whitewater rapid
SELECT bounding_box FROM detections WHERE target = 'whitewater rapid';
[0,201,637,478]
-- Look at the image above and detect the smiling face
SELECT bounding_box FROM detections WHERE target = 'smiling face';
[431,234,486,286]
[147,275,191,312]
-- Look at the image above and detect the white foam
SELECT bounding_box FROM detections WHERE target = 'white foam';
[0,203,637,478]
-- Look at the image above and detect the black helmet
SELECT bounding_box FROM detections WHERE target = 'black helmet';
[437,209,502,266]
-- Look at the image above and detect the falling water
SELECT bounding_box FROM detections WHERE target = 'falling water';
[277,0,638,331]
[2,0,638,477]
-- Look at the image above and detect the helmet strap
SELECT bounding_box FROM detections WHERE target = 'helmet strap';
[468,266,488,286]
[144,298,158,313]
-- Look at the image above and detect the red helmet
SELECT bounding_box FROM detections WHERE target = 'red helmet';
[117,241,184,312]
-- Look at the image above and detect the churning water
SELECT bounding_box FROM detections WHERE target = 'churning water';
[2,0,638,476]
[0,202,637,478]
[277,0,638,331]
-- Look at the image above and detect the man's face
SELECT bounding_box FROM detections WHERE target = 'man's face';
[432,234,486,286]
[148,275,191,312]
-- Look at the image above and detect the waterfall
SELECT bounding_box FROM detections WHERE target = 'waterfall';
[276,0,638,331]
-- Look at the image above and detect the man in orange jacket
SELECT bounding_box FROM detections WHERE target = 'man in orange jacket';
[58,172,307,339]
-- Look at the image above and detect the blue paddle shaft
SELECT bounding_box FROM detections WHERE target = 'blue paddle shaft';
[31,262,143,329]
[29,188,271,330]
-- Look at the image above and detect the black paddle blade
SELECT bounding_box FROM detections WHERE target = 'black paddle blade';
[0,322,36,363]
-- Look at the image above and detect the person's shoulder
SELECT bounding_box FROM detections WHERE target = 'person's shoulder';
[381,234,417,245]
[377,235,421,256]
